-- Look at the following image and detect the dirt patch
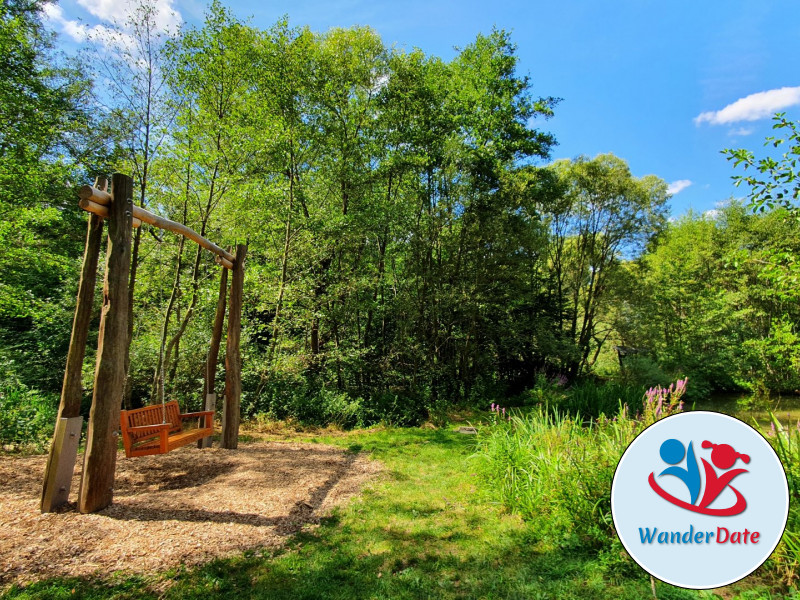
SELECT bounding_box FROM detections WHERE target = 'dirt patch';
[0,442,380,587]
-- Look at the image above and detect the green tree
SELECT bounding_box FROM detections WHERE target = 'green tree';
[624,203,800,394]
[0,0,94,391]
[544,154,669,377]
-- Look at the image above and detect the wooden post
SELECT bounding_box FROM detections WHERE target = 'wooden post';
[79,173,133,514]
[40,179,106,512]
[221,244,246,449]
[199,265,228,448]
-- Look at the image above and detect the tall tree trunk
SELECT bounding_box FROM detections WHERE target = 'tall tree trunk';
[152,233,185,404]
[205,266,229,399]
[161,178,216,398]
[123,225,142,409]
[267,163,295,367]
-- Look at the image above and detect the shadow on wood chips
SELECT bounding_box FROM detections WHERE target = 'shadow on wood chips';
[0,442,381,587]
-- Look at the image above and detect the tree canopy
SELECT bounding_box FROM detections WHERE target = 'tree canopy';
[2,0,798,430]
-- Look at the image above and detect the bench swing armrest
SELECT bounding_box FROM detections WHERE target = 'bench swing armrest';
[179,410,215,428]
[179,410,215,419]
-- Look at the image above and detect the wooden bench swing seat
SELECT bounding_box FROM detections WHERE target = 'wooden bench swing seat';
[120,400,214,458]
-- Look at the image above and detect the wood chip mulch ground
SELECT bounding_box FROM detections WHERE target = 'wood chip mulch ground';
[0,442,381,588]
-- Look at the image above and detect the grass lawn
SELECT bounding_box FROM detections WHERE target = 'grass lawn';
[0,426,784,599]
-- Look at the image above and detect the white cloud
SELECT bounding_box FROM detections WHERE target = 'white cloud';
[667,179,692,196]
[76,0,181,33]
[43,6,139,51]
[41,2,62,20]
[42,0,180,44]
[728,126,755,137]
[695,86,800,125]
[75,0,123,23]
[41,4,84,41]
[704,209,720,220]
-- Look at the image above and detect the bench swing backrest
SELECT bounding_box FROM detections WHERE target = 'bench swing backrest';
[124,402,182,434]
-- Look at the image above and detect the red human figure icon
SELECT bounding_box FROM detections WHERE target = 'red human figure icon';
[698,441,750,511]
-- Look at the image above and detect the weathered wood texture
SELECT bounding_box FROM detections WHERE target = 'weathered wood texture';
[40,417,83,512]
[78,173,133,514]
[221,244,246,449]
[40,179,107,513]
[78,185,233,266]
[78,198,142,228]
[200,265,228,448]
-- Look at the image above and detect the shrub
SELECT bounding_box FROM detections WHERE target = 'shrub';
[0,383,58,452]
[766,413,800,586]
[558,380,645,420]
[517,373,567,407]
[316,389,363,429]
[247,374,429,428]
[473,380,687,553]
[619,355,672,389]
[361,391,429,427]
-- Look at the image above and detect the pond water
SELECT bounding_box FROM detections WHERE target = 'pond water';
[692,392,800,433]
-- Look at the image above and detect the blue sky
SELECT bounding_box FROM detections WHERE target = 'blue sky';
[44,0,800,217]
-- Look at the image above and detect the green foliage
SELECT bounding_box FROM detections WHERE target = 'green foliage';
[474,381,686,553]
[0,382,57,451]
[1,0,797,438]
[0,0,95,394]
[724,113,800,217]
[765,413,800,587]
[519,376,645,421]
[557,380,646,420]
[245,375,427,428]
[255,385,364,429]
[544,154,669,378]
[622,203,800,395]
[617,354,673,387]
[475,407,625,549]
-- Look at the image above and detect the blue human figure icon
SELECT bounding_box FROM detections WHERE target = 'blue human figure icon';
[658,438,701,505]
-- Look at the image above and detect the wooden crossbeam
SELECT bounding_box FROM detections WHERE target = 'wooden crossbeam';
[79,198,142,228]
[78,185,235,268]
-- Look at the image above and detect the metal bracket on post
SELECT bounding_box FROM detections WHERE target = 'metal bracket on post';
[40,417,83,512]
[199,393,216,448]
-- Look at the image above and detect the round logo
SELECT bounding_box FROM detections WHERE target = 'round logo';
[611,411,789,589]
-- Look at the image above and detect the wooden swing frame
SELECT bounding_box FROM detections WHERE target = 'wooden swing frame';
[40,173,247,514]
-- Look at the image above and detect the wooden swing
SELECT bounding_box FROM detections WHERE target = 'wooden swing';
[120,401,214,457]
[40,174,247,514]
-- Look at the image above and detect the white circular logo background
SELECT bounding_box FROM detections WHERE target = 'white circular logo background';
[611,411,789,589]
